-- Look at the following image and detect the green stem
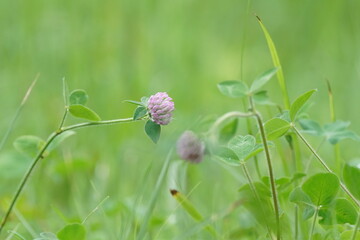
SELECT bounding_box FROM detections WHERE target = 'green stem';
[309,206,320,240]
[352,214,360,240]
[293,127,360,208]
[0,117,135,235]
[250,96,281,240]
[241,162,274,240]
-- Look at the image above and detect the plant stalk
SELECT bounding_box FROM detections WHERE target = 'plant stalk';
[249,97,281,240]
[309,206,320,240]
[0,117,135,235]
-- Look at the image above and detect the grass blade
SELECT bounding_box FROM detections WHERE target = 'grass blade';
[136,149,173,240]
[256,16,290,109]
[0,74,39,151]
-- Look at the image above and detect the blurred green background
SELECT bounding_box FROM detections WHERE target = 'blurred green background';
[1,0,360,239]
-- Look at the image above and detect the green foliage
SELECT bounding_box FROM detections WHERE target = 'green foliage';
[318,198,357,225]
[257,17,290,109]
[215,147,241,166]
[290,89,317,121]
[253,91,275,106]
[228,135,256,160]
[69,89,88,105]
[300,119,360,144]
[343,159,360,200]
[68,104,101,121]
[219,118,238,142]
[249,67,278,92]
[302,173,340,206]
[263,118,290,140]
[217,81,248,98]
[57,223,86,240]
[144,120,161,143]
[133,106,148,120]
[13,135,45,158]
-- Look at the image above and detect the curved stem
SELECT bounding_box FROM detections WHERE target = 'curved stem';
[249,96,281,239]
[293,127,360,208]
[0,117,135,235]
[208,111,254,135]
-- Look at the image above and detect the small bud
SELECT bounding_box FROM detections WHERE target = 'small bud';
[176,131,205,163]
[147,92,175,125]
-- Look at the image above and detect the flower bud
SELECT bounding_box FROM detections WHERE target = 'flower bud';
[147,92,175,125]
[176,131,205,163]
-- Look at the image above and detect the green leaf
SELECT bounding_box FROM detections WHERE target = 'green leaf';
[318,198,357,225]
[257,17,290,109]
[334,198,357,224]
[228,135,256,160]
[47,131,76,152]
[123,100,145,106]
[323,121,360,144]
[289,187,312,206]
[239,182,271,198]
[69,89,88,105]
[250,67,278,92]
[219,119,238,142]
[13,135,45,158]
[133,106,148,120]
[69,104,101,121]
[289,187,315,219]
[343,159,360,200]
[141,96,149,106]
[263,118,290,140]
[57,223,85,240]
[215,147,240,166]
[302,173,340,206]
[145,120,161,143]
[290,89,317,121]
[299,119,324,136]
[253,91,275,106]
[217,81,248,98]
[242,144,265,161]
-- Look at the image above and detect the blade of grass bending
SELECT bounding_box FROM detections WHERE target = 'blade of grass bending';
[170,189,218,237]
[136,149,173,240]
[0,74,39,151]
[256,16,290,109]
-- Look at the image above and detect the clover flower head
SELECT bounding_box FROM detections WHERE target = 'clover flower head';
[147,92,175,125]
[176,131,205,163]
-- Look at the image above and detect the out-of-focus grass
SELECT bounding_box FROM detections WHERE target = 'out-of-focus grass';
[1,0,360,239]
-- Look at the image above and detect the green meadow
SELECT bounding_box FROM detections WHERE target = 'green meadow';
[1,0,360,239]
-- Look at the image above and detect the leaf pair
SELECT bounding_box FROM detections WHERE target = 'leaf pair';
[67,89,101,121]
[217,67,278,104]
[34,223,85,240]
[299,119,360,145]
[290,173,357,225]
[216,135,264,166]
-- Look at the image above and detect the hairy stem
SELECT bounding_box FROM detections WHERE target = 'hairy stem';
[0,117,135,235]
[249,97,281,240]
[293,127,360,208]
